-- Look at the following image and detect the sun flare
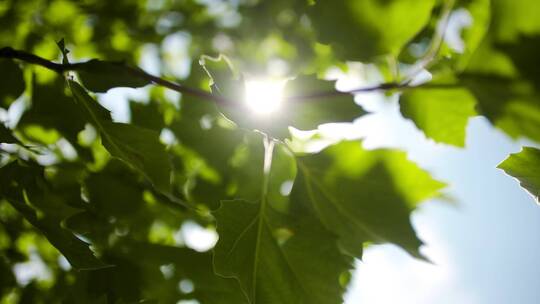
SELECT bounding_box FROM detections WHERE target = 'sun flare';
[244,79,286,115]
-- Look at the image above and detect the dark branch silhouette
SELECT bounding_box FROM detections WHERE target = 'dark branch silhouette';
[0,46,452,104]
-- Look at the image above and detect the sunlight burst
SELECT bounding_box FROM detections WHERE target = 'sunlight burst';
[244,78,286,115]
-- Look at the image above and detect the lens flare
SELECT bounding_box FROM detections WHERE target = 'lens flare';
[244,79,285,115]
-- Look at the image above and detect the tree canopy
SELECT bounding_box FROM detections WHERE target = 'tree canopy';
[0,0,539,303]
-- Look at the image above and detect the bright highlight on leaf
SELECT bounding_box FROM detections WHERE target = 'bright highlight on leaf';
[244,78,286,115]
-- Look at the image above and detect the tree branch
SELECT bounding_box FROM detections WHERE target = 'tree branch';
[403,0,455,82]
[0,46,440,104]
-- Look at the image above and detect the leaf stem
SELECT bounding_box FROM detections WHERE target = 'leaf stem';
[251,135,274,300]
[403,0,456,82]
[263,136,275,176]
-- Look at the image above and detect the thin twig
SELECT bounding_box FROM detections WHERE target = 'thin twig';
[1,46,428,104]
[0,46,227,103]
[403,0,456,83]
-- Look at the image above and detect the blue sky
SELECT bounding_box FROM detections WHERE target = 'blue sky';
[344,97,540,304]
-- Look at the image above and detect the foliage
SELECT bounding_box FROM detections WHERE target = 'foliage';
[498,147,540,204]
[0,0,538,303]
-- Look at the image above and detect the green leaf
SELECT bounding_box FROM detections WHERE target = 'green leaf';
[56,38,70,64]
[130,101,164,131]
[213,143,351,304]
[85,162,145,218]
[295,141,445,258]
[0,58,25,107]
[498,35,540,90]
[307,0,436,61]
[214,199,350,304]
[490,0,540,42]
[68,80,172,194]
[460,16,540,143]
[275,75,364,137]
[462,74,540,142]
[434,0,491,71]
[77,59,149,92]
[457,1,540,143]
[400,86,477,146]
[63,160,187,244]
[8,199,110,270]
[169,93,245,208]
[171,59,245,173]
[453,0,491,70]
[498,146,540,204]
[100,122,172,191]
[171,96,244,174]
[0,160,109,270]
[105,240,249,304]
[19,76,87,143]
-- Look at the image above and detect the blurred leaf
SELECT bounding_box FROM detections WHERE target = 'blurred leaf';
[498,35,540,90]
[434,0,492,71]
[308,0,436,61]
[171,96,243,173]
[100,122,172,192]
[462,74,540,142]
[77,59,150,93]
[450,0,540,144]
[498,146,540,204]
[103,240,249,304]
[400,85,477,146]
[69,80,172,194]
[0,58,25,107]
[64,161,184,244]
[0,160,109,270]
[85,163,145,218]
[8,198,110,270]
[269,75,364,139]
[460,9,540,143]
[454,0,491,70]
[490,0,540,41]
[19,75,86,143]
[0,123,22,144]
[0,258,17,293]
[130,101,164,131]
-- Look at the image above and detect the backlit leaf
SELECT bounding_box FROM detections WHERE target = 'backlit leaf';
[308,0,436,61]
[498,146,540,204]
[295,141,445,258]
[462,74,540,143]
[400,85,477,146]
[0,58,25,107]
[0,160,109,270]
[77,59,150,93]
[201,56,363,139]
[213,143,351,304]
[68,80,172,194]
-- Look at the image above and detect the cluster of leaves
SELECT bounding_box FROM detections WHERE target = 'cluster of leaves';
[0,0,539,303]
